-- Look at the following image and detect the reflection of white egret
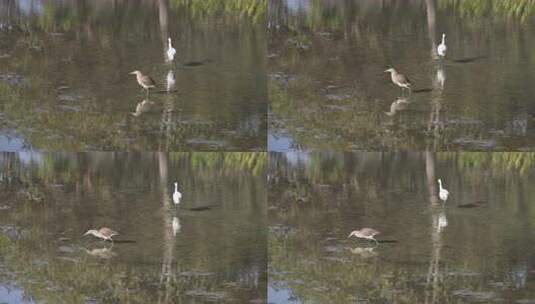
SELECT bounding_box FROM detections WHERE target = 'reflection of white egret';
[83,227,119,242]
[437,33,447,57]
[173,182,182,205]
[167,37,176,62]
[172,216,181,236]
[385,97,410,116]
[348,228,380,245]
[166,70,176,92]
[438,210,448,233]
[438,179,449,202]
[436,67,445,89]
[385,68,412,94]
[132,99,154,117]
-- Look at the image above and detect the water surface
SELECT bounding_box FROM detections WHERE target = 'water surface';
[0,152,267,303]
[0,0,266,151]
[268,0,535,151]
[269,152,535,303]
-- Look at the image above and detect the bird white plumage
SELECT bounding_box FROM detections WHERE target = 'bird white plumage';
[437,33,447,57]
[167,37,176,62]
[173,182,182,205]
[166,70,176,92]
[172,216,181,236]
[438,179,449,202]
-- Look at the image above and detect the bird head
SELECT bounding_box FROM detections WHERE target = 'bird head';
[348,230,358,238]
[129,71,141,76]
[384,68,395,73]
[83,229,97,236]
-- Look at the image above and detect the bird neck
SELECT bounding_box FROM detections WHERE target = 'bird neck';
[441,35,445,44]
[174,183,178,191]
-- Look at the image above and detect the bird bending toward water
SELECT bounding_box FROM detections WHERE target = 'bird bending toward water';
[437,33,447,57]
[348,228,380,245]
[385,68,412,94]
[173,182,182,205]
[438,179,449,202]
[84,227,119,242]
[167,38,176,62]
[130,71,156,96]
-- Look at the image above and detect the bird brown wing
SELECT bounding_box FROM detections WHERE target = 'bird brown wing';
[398,74,411,86]
[142,75,157,87]
[361,228,380,236]
[100,227,119,236]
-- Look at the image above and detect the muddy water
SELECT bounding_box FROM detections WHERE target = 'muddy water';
[0,0,266,151]
[269,152,535,303]
[0,152,266,303]
[268,0,535,151]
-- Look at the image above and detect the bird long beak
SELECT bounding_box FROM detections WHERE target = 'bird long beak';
[384,70,390,73]
[348,232,353,238]
[129,71,136,75]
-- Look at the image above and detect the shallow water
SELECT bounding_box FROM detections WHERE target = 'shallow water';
[269,152,535,303]
[268,0,535,151]
[0,0,266,151]
[0,152,266,303]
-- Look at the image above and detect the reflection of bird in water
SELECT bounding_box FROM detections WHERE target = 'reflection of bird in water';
[349,247,377,258]
[83,227,119,242]
[166,70,176,92]
[172,216,181,236]
[348,228,380,245]
[173,182,182,205]
[437,210,448,233]
[437,33,447,57]
[132,99,154,117]
[167,38,176,62]
[385,68,412,94]
[435,67,446,90]
[438,179,449,203]
[84,247,116,259]
[130,70,156,96]
[385,97,410,116]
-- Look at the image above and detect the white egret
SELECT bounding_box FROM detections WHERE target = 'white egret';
[167,37,176,62]
[437,33,447,57]
[173,182,182,205]
[438,179,449,202]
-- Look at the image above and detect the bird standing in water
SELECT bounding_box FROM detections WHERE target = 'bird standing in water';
[167,37,176,62]
[348,228,380,245]
[437,33,447,58]
[438,179,449,203]
[83,227,119,242]
[385,68,412,94]
[130,71,156,96]
[173,182,182,205]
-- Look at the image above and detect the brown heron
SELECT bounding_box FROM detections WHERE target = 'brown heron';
[348,228,380,245]
[83,227,119,242]
[385,68,412,94]
[130,71,156,96]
